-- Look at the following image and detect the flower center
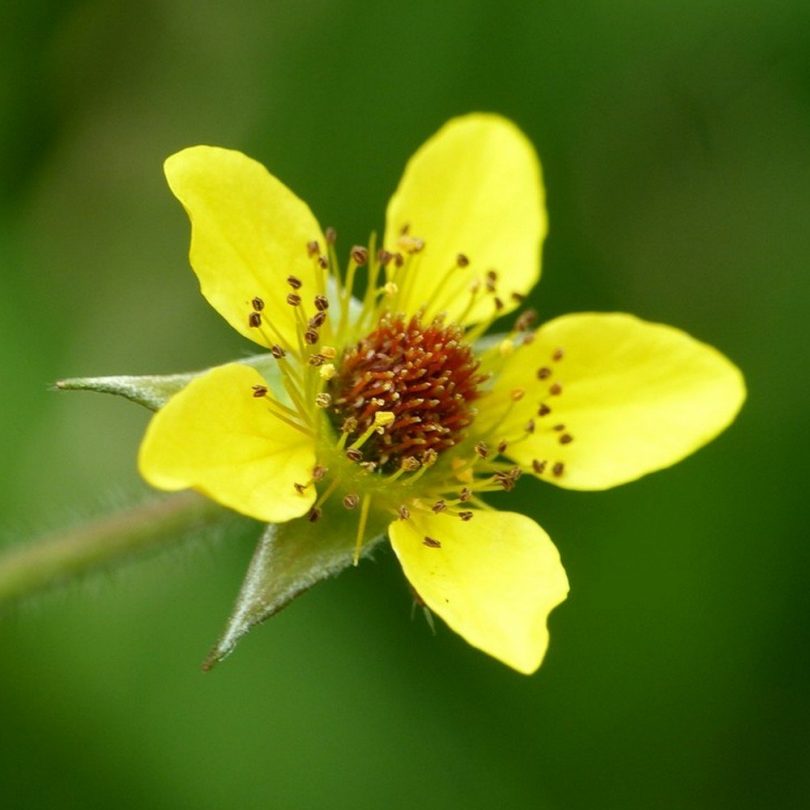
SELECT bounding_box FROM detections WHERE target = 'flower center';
[328,314,484,471]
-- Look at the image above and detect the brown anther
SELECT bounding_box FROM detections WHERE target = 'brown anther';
[522,332,536,345]
[309,311,327,329]
[314,294,329,311]
[251,296,265,312]
[315,393,332,408]
[459,487,472,502]
[538,403,551,417]
[553,424,565,431]
[486,269,498,283]
[423,536,442,549]
[378,249,393,266]
[552,461,565,477]
[494,297,504,311]
[474,442,489,459]
[313,465,328,481]
[510,388,525,401]
[308,353,325,366]
[287,275,302,290]
[401,456,421,472]
[318,255,328,269]
[360,461,377,472]
[511,292,526,303]
[308,507,322,522]
[532,459,547,474]
[497,440,508,454]
[398,505,411,520]
[287,293,301,307]
[293,482,307,495]
[341,417,358,434]
[346,448,363,463]
[456,253,470,267]
[514,310,537,332]
[251,385,268,398]
[400,223,410,235]
[525,419,536,434]
[248,311,262,328]
[307,240,320,257]
[321,346,337,359]
[394,252,404,268]
[537,367,552,380]
[549,382,563,396]
[271,344,286,359]
[422,449,438,467]
[458,511,474,522]
[343,493,360,509]
[325,226,337,244]
[560,433,574,445]
[431,500,447,513]
[304,328,319,345]
[494,471,517,491]
[350,245,368,265]
[552,348,565,361]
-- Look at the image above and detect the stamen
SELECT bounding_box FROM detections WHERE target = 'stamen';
[423,536,442,548]
[352,494,372,565]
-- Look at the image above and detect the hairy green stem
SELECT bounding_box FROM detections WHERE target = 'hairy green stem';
[0,492,225,608]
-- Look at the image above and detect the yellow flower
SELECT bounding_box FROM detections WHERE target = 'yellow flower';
[139,114,745,674]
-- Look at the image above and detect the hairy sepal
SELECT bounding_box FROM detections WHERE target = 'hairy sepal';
[203,506,387,670]
[55,353,285,411]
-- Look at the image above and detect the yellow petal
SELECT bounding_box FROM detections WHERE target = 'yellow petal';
[164,146,324,350]
[489,313,746,490]
[389,510,568,674]
[384,114,546,326]
[139,363,316,522]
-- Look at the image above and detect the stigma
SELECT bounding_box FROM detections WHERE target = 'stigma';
[328,313,485,471]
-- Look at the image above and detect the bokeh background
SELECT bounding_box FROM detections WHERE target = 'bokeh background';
[1,1,808,808]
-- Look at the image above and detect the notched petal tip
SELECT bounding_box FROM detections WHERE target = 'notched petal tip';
[493,312,747,491]
[384,113,546,328]
[163,145,325,350]
[138,363,317,523]
[389,510,568,674]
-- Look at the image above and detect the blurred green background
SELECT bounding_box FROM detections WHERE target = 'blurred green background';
[1,1,808,808]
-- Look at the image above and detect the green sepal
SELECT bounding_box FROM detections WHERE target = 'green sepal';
[55,353,284,411]
[203,505,388,670]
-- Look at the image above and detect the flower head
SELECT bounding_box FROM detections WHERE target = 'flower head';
[138,114,745,673]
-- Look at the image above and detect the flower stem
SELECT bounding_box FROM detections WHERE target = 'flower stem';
[0,492,226,608]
